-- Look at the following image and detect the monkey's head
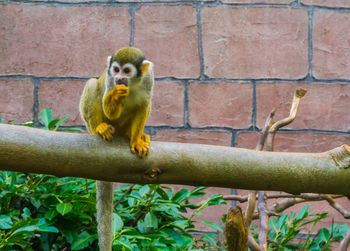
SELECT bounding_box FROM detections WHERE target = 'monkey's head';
[107,47,152,87]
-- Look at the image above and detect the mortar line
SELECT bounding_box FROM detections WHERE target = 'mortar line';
[129,5,138,47]
[196,3,205,80]
[183,80,190,128]
[1,75,350,84]
[32,78,40,121]
[3,1,350,12]
[251,81,257,130]
[307,7,314,81]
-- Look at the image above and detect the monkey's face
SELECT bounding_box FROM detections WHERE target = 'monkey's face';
[108,61,138,87]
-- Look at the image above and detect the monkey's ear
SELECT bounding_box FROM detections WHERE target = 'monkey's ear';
[140,60,152,75]
[106,56,112,67]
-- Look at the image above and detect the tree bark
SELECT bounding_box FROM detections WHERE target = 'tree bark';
[0,124,350,196]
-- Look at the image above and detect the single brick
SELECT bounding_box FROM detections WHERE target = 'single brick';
[256,83,350,131]
[188,82,252,128]
[152,130,232,146]
[236,132,350,152]
[202,7,308,79]
[0,5,130,77]
[146,82,184,126]
[134,6,200,78]
[0,79,34,123]
[302,0,350,8]
[313,11,350,79]
[38,80,86,126]
[223,0,293,3]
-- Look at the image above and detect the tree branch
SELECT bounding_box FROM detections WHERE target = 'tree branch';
[339,232,350,251]
[0,124,350,196]
[265,88,307,151]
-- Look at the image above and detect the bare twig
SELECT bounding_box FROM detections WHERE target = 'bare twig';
[255,108,276,151]
[223,193,344,202]
[265,88,307,151]
[114,184,135,209]
[244,108,276,249]
[339,232,350,251]
[248,234,262,251]
[324,195,350,219]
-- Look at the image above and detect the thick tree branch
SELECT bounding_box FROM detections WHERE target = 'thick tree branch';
[0,124,350,196]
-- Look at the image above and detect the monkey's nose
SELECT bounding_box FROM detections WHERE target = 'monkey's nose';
[116,78,128,86]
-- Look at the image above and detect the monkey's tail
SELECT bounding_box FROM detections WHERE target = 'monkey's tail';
[96,180,114,251]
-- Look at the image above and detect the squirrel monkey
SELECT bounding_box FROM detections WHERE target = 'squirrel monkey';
[79,47,154,250]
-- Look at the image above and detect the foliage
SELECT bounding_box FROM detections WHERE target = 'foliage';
[250,205,350,251]
[0,172,97,250]
[0,172,225,250]
[0,107,83,132]
[112,184,225,250]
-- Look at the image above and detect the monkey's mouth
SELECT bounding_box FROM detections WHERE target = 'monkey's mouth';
[115,79,128,87]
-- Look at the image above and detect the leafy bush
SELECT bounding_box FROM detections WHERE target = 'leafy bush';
[250,205,350,251]
[0,172,225,250]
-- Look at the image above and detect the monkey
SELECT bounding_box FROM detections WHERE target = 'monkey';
[79,47,154,251]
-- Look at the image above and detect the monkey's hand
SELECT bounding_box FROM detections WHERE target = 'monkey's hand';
[95,122,115,141]
[130,136,150,158]
[103,85,129,120]
[111,85,129,100]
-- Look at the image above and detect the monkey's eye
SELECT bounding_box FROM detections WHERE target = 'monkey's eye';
[123,67,131,74]
[113,66,120,73]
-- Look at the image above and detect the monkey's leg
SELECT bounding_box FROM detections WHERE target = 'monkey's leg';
[95,123,115,141]
[141,133,151,145]
[96,181,114,251]
[129,108,151,158]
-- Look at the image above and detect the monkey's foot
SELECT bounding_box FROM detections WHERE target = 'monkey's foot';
[130,138,150,158]
[141,133,151,145]
[95,123,115,141]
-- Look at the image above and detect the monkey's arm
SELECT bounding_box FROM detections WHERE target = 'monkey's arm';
[103,85,129,121]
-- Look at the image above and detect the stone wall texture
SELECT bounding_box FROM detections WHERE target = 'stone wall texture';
[1,0,349,239]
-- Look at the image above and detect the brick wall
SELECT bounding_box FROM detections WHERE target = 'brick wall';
[1,0,349,233]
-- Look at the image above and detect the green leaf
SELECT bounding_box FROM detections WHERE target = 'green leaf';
[172,189,190,203]
[71,231,95,250]
[319,228,330,242]
[37,225,59,233]
[139,185,150,197]
[44,209,58,220]
[156,187,169,200]
[12,225,38,235]
[199,221,223,232]
[48,119,60,130]
[53,114,69,131]
[114,239,133,251]
[57,127,84,132]
[56,202,73,216]
[113,213,124,234]
[0,215,13,229]
[296,205,309,221]
[144,212,158,229]
[21,208,31,221]
[41,108,53,129]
